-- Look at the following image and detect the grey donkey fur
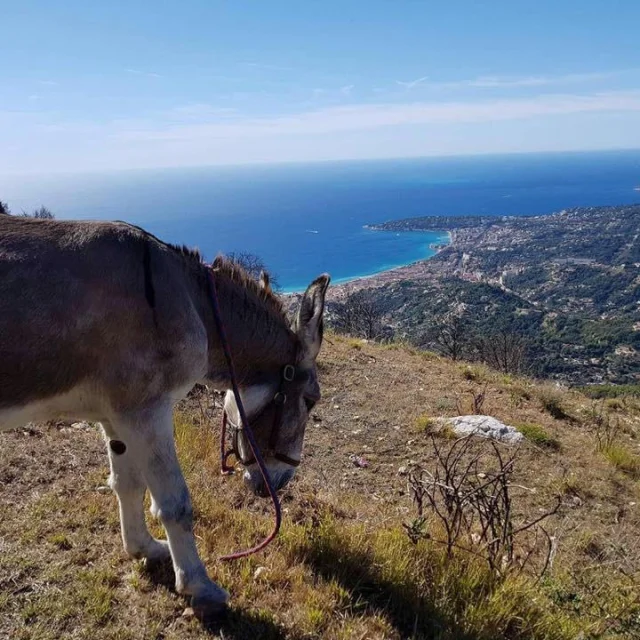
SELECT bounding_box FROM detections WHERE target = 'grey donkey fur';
[0,216,330,618]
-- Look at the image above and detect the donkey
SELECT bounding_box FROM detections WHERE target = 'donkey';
[0,215,330,617]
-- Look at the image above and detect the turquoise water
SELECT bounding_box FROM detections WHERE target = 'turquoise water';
[2,150,639,291]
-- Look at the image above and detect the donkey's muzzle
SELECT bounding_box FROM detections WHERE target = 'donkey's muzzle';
[244,467,295,497]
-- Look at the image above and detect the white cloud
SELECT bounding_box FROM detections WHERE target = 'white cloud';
[416,69,640,92]
[379,70,640,96]
[5,88,640,174]
[340,84,354,96]
[39,80,58,86]
[396,76,429,89]
[467,71,628,88]
[242,62,291,71]
[125,68,163,79]
[115,90,640,141]
[167,104,237,119]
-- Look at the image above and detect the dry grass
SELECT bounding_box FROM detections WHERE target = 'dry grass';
[535,386,572,421]
[1,333,639,639]
[602,444,640,479]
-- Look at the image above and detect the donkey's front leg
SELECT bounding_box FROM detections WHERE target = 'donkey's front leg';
[119,405,228,616]
[102,422,170,563]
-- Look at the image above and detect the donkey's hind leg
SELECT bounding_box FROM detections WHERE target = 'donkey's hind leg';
[102,422,170,563]
[113,406,228,616]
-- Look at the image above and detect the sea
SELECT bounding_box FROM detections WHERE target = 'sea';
[2,149,640,292]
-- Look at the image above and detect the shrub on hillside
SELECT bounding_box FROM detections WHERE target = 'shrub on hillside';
[406,434,560,578]
[537,387,571,420]
[517,423,561,450]
[226,251,279,290]
[0,201,55,219]
[330,291,390,341]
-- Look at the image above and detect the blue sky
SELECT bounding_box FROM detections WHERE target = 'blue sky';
[3,0,640,174]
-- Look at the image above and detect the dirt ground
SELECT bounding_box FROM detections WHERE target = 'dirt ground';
[1,335,639,639]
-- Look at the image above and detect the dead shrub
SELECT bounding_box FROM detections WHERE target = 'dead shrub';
[405,434,560,578]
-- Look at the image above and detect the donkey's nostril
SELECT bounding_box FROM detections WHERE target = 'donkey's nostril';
[243,474,268,497]
[244,467,295,497]
[275,469,295,491]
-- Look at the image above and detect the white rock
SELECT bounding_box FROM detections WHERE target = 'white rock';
[439,415,524,444]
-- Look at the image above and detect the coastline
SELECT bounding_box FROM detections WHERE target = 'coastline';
[282,227,455,302]
[281,230,451,296]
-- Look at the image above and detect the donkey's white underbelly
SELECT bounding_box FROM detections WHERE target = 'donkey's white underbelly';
[0,381,201,433]
[0,385,105,432]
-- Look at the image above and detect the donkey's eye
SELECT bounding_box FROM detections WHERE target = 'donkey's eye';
[304,397,316,412]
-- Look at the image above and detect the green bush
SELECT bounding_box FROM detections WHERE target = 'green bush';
[517,423,561,451]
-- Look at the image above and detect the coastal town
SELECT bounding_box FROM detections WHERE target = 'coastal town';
[327,204,640,385]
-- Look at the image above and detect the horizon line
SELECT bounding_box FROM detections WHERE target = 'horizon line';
[2,146,640,181]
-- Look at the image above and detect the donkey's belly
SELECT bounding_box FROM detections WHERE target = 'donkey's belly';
[0,385,105,432]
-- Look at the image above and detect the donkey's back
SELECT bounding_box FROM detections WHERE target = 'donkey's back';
[0,216,207,429]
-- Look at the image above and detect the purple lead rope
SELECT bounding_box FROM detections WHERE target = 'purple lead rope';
[207,269,282,561]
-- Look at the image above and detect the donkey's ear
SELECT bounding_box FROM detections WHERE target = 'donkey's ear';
[259,270,272,294]
[295,274,330,361]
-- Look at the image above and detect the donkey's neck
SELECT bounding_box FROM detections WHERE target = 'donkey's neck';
[204,268,297,385]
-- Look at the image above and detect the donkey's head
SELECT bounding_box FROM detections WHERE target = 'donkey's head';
[223,273,330,496]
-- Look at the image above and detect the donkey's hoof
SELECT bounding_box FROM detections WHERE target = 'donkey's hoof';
[143,539,171,564]
[190,592,229,622]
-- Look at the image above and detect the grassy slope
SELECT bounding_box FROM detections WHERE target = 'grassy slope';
[1,334,639,639]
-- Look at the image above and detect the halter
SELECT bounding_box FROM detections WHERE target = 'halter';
[206,268,298,561]
[220,361,302,473]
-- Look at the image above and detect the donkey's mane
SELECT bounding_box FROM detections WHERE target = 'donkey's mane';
[211,255,290,326]
[120,221,291,332]
[167,242,203,263]
[116,220,204,264]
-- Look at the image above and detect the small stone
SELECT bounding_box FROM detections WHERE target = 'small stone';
[333,404,340,409]
[182,607,195,618]
[253,566,267,580]
[398,466,408,475]
[349,454,369,468]
[96,486,111,494]
[71,421,90,429]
